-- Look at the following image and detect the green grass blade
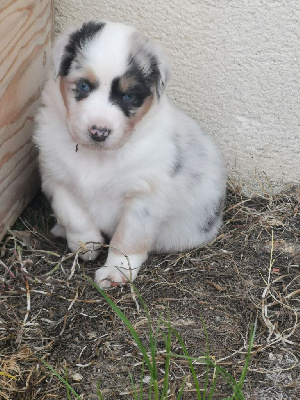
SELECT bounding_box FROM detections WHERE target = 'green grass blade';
[149,375,154,400]
[165,324,202,399]
[216,321,256,400]
[144,317,159,399]
[212,367,244,398]
[200,316,209,399]
[226,320,256,399]
[41,360,81,399]
[176,376,187,400]
[65,366,70,399]
[139,360,145,400]
[89,276,161,398]
[87,275,253,400]
[207,371,218,400]
[149,323,158,385]
[131,283,159,385]
[87,276,153,374]
[96,381,104,400]
[237,320,256,390]
[160,321,171,399]
[129,373,139,400]
[204,358,242,396]
[165,352,243,396]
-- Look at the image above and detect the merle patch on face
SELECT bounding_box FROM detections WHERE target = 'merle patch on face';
[109,56,159,117]
[59,21,105,77]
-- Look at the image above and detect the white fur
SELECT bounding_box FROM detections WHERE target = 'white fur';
[34,21,226,288]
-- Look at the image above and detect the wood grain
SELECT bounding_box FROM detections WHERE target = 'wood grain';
[0,0,53,240]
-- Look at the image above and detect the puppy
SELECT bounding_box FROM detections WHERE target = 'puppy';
[34,21,226,288]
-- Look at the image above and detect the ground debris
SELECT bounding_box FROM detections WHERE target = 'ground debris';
[0,187,299,399]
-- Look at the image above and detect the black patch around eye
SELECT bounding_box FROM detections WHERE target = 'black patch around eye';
[73,79,98,101]
[109,78,151,117]
[59,21,105,77]
[109,58,154,117]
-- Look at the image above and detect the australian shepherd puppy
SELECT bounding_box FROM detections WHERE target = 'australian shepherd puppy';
[34,21,226,288]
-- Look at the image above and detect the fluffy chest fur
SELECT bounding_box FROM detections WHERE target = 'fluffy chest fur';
[38,83,177,235]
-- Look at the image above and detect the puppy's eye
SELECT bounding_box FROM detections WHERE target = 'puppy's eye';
[123,93,136,103]
[76,80,90,92]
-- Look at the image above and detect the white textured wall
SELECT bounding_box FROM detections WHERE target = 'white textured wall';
[55,0,300,194]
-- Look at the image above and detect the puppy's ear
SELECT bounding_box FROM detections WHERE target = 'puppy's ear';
[152,41,170,99]
[51,28,75,80]
[131,31,170,100]
[52,22,105,80]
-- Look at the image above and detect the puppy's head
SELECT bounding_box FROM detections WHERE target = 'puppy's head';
[53,21,169,150]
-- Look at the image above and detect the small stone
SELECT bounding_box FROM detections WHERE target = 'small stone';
[71,372,83,381]
[142,375,151,384]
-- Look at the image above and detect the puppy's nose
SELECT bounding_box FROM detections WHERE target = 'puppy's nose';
[89,125,111,142]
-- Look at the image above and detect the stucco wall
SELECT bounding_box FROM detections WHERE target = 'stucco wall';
[55,0,300,195]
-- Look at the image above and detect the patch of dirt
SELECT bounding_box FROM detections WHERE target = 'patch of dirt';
[0,186,299,399]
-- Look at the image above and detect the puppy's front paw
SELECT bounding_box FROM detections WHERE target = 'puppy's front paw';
[94,253,145,288]
[67,232,104,261]
[95,265,133,288]
[78,242,102,261]
[51,223,66,238]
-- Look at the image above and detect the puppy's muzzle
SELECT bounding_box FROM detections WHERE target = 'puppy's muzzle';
[89,125,111,142]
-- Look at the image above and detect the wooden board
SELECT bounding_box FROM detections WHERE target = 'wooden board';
[0,0,53,240]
